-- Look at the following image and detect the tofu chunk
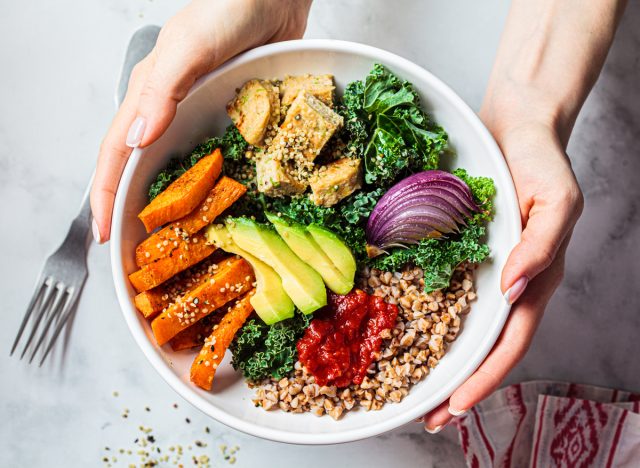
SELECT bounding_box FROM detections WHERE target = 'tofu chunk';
[261,80,281,131]
[310,158,363,207]
[255,154,307,197]
[281,74,335,108]
[268,91,343,164]
[226,79,275,146]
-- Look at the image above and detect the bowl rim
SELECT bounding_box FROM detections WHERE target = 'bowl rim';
[111,38,520,445]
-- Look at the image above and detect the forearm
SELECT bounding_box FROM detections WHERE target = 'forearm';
[482,0,627,146]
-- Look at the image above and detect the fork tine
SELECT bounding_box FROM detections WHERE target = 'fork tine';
[39,289,80,366]
[10,275,47,356]
[19,279,58,359]
[28,286,69,364]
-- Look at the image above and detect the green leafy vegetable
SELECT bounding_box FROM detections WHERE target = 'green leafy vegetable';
[147,125,248,201]
[339,64,448,187]
[230,311,312,381]
[371,224,490,292]
[453,168,496,221]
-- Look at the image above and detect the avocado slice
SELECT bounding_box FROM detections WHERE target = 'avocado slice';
[266,213,354,295]
[226,217,327,314]
[307,224,357,284]
[205,223,295,324]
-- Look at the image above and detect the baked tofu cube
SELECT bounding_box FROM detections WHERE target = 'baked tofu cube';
[268,91,343,163]
[255,154,307,197]
[281,74,335,108]
[227,79,279,146]
[261,80,281,131]
[310,158,363,207]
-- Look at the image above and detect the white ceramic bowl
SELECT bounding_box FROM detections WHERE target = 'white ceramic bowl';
[111,39,520,445]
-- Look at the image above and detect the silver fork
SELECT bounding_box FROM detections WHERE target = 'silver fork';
[10,25,161,366]
[10,186,92,365]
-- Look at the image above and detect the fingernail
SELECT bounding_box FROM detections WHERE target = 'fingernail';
[448,407,467,417]
[425,424,443,434]
[126,116,146,148]
[504,276,528,305]
[92,218,103,244]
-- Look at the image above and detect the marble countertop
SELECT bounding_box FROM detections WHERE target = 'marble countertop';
[1,1,638,466]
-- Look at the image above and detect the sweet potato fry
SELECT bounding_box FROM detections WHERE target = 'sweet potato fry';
[133,255,227,319]
[151,256,255,346]
[135,176,246,267]
[128,232,216,293]
[134,289,167,319]
[169,312,221,351]
[138,149,223,232]
[190,291,255,390]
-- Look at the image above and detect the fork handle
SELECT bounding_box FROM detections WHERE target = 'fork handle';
[74,171,95,241]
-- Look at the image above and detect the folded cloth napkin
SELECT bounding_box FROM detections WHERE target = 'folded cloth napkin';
[454,381,640,467]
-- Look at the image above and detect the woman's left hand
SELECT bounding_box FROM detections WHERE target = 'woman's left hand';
[421,120,583,433]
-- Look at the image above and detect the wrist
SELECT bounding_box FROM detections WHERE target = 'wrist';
[480,79,575,149]
[249,0,313,42]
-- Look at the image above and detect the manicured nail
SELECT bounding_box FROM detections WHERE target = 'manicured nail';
[504,276,528,305]
[448,407,467,417]
[425,424,443,434]
[92,218,103,244]
[126,116,146,147]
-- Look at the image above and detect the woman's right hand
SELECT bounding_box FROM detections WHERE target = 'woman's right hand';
[90,0,312,243]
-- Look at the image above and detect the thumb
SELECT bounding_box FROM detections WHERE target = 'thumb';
[126,48,211,149]
[501,187,582,303]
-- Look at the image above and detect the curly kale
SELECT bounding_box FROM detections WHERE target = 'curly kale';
[147,125,248,201]
[371,172,496,292]
[339,64,448,187]
[371,224,490,292]
[453,168,496,221]
[339,80,369,158]
[230,311,312,381]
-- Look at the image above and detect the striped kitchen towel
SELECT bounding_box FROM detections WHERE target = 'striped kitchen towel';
[454,381,640,467]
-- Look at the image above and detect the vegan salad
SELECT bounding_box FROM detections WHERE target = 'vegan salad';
[128,64,495,419]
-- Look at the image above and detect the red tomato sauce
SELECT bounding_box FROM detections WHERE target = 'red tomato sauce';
[297,289,399,387]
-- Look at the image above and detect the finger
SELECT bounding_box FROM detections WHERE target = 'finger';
[501,183,582,298]
[448,239,568,415]
[422,400,453,433]
[90,58,152,242]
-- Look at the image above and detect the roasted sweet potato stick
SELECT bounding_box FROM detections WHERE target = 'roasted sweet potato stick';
[151,256,255,346]
[128,232,216,293]
[135,176,246,267]
[134,289,167,320]
[138,149,223,232]
[133,256,227,319]
[190,291,255,390]
[169,313,221,351]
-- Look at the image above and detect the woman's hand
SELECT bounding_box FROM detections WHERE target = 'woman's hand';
[90,0,312,243]
[421,0,625,433]
[422,118,583,433]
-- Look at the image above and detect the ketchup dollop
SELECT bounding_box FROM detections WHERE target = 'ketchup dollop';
[297,289,399,387]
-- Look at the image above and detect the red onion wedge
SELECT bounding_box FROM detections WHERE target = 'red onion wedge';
[366,170,479,257]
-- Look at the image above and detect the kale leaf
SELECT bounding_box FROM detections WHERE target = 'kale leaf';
[339,64,448,187]
[230,311,312,381]
[147,125,248,201]
[453,168,496,221]
[371,223,490,292]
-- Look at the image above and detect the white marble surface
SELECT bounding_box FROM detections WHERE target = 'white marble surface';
[1,1,639,467]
